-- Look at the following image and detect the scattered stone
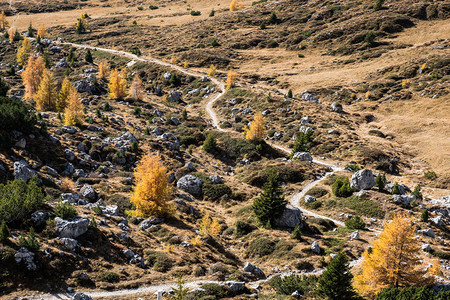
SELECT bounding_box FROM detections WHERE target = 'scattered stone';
[350,231,360,240]
[167,90,182,102]
[209,175,223,184]
[59,237,79,251]
[299,126,313,134]
[301,92,319,103]
[139,217,165,230]
[431,216,444,226]
[163,72,172,80]
[350,169,375,191]
[55,217,89,238]
[274,205,302,228]
[55,58,68,68]
[65,149,76,161]
[417,228,435,238]
[243,262,265,279]
[15,138,26,149]
[80,184,96,201]
[15,247,36,270]
[103,205,120,216]
[304,195,316,203]
[223,281,246,293]
[61,193,80,204]
[184,161,196,171]
[311,241,321,254]
[393,194,416,206]
[13,161,36,182]
[73,293,92,300]
[62,126,77,134]
[177,175,203,198]
[292,152,313,162]
[331,102,343,113]
[328,129,339,135]
[170,117,180,125]
[31,211,52,228]
[385,183,410,195]
[422,244,432,252]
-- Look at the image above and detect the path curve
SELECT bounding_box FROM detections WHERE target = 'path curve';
[29,40,359,299]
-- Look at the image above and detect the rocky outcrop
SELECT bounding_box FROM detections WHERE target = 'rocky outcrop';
[350,169,375,191]
[80,184,96,201]
[177,175,203,198]
[15,247,36,270]
[331,102,343,113]
[243,262,265,279]
[304,195,316,203]
[292,152,313,162]
[311,241,321,254]
[417,228,435,238]
[393,194,416,206]
[55,217,89,238]
[14,161,36,182]
[274,205,302,228]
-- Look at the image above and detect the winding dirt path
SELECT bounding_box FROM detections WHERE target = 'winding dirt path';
[28,40,356,299]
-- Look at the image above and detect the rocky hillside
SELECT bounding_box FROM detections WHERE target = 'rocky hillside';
[0,0,449,299]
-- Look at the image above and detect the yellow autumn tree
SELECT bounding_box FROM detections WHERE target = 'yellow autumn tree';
[230,0,244,11]
[226,69,237,89]
[35,68,57,111]
[208,64,217,76]
[98,60,109,80]
[354,213,435,296]
[108,68,127,99]
[37,25,47,38]
[8,27,16,43]
[57,77,72,112]
[0,10,9,31]
[22,55,45,99]
[199,212,221,237]
[129,74,143,100]
[64,86,84,126]
[17,38,33,66]
[128,154,173,217]
[245,112,266,141]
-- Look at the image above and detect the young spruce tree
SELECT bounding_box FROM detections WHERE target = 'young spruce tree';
[252,168,287,227]
[316,252,356,300]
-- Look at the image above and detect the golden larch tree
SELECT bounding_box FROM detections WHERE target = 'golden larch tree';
[245,112,266,141]
[208,64,217,76]
[64,86,84,126]
[0,10,9,31]
[199,212,221,237]
[354,213,435,296]
[57,77,71,112]
[76,13,87,34]
[8,27,16,43]
[98,60,109,80]
[230,0,244,11]
[34,68,57,111]
[226,69,237,89]
[37,25,47,38]
[128,154,173,217]
[22,55,45,100]
[129,74,143,100]
[108,68,127,99]
[17,38,32,66]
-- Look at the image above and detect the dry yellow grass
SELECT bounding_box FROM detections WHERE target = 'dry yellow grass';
[60,177,75,192]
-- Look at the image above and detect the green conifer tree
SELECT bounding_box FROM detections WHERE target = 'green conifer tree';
[252,168,287,227]
[316,252,356,300]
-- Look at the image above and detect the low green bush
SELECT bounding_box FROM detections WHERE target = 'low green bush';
[332,177,354,198]
[203,183,232,201]
[99,271,120,283]
[306,187,328,198]
[144,251,173,272]
[18,227,40,252]
[234,221,256,238]
[269,274,318,295]
[0,176,45,223]
[0,96,37,133]
[345,216,366,230]
[54,201,77,219]
[248,237,276,257]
